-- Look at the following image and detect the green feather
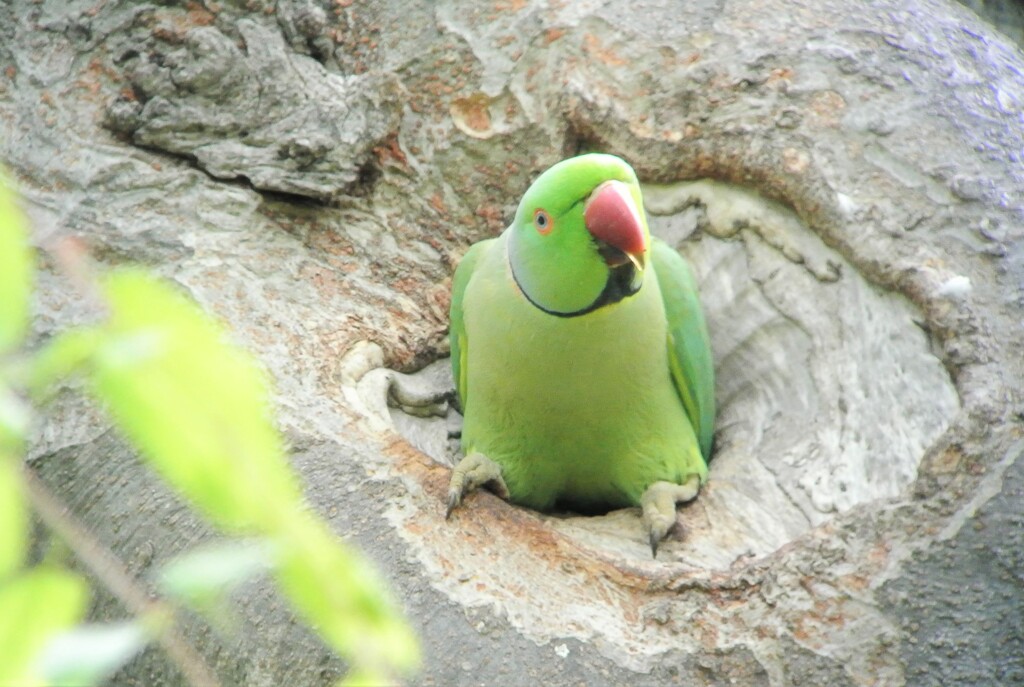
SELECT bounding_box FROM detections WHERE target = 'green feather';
[651,238,716,461]
[449,238,490,412]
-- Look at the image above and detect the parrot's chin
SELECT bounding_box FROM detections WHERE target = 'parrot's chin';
[596,239,645,270]
[513,250,642,317]
[606,256,643,301]
[510,237,644,318]
[596,240,644,300]
[597,241,631,267]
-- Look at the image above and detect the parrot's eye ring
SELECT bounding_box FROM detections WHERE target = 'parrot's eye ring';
[534,209,553,235]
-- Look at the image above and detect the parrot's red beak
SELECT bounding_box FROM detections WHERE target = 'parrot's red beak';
[584,180,647,270]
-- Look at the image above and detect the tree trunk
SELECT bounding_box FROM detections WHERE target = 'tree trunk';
[4,0,1022,684]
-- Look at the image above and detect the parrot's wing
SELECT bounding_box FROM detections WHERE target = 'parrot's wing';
[651,238,716,462]
[449,238,492,412]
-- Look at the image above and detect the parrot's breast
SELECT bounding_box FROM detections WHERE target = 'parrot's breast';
[460,235,706,512]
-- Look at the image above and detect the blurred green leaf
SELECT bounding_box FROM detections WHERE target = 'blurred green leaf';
[0,380,29,454]
[35,621,148,687]
[0,567,89,686]
[275,514,420,682]
[0,174,34,354]
[157,539,274,612]
[0,453,26,579]
[91,269,300,532]
[27,328,101,400]
[340,668,398,687]
[87,269,419,682]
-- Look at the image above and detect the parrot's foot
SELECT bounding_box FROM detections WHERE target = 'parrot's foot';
[445,452,509,519]
[640,477,701,558]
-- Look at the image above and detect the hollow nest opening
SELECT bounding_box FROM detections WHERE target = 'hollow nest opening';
[356,179,960,570]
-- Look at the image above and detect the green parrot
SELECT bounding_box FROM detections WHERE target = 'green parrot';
[446,153,714,556]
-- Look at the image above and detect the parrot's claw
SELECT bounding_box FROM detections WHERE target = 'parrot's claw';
[445,452,509,519]
[640,477,701,558]
[445,491,460,520]
[648,531,663,559]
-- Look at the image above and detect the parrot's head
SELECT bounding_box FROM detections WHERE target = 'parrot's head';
[507,153,650,317]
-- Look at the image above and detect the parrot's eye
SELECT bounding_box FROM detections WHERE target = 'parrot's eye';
[533,209,553,235]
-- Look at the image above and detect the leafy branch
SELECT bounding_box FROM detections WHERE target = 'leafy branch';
[0,173,419,686]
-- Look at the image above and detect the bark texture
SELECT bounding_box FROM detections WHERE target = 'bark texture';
[3,0,1023,685]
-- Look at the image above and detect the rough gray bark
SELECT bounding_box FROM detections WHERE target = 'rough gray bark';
[3,0,1022,685]
[957,0,1024,46]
